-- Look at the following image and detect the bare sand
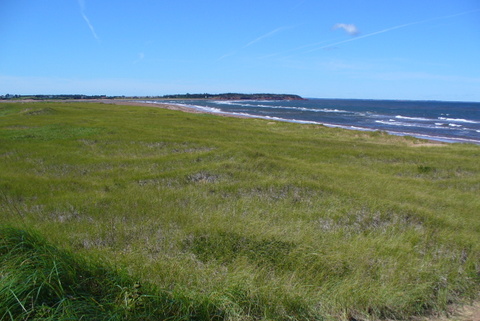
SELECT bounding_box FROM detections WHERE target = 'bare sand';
[416,301,480,321]
[98,99,251,118]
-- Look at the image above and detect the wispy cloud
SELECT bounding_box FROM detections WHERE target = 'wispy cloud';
[78,0,100,42]
[333,23,359,36]
[307,9,480,53]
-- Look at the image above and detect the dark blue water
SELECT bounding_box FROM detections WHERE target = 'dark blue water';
[147,99,480,144]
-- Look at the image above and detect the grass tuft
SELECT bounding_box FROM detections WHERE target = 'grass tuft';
[184,231,296,266]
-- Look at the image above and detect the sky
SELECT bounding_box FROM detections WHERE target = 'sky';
[1,0,479,101]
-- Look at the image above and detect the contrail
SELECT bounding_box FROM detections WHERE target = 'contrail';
[81,13,100,41]
[306,22,417,53]
[244,26,290,48]
[78,0,100,42]
[218,51,237,61]
[307,9,480,53]
[218,25,292,60]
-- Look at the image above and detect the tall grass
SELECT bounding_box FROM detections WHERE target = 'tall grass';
[0,226,153,320]
[0,227,264,320]
[1,101,479,320]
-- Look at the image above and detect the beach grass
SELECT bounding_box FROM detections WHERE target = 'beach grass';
[1,101,479,320]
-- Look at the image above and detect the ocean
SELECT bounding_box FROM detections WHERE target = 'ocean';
[147,98,480,144]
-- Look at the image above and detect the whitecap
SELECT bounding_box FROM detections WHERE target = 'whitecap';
[375,120,419,127]
[438,117,479,124]
[395,115,431,121]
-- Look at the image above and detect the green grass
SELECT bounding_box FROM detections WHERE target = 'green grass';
[0,226,144,320]
[0,227,239,320]
[1,101,479,320]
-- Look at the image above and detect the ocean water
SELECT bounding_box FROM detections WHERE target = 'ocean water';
[148,98,480,144]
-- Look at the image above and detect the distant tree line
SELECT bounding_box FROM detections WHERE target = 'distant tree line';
[162,93,305,100]
[1,93,304,101]
[0,94,109,100]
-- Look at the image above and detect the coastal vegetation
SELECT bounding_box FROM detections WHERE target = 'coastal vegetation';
[1,101,479,320]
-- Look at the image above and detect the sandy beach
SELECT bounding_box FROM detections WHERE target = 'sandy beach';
[99,99,204,113]
[98,99,250,118]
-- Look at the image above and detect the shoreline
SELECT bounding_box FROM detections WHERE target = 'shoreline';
[100,99,252,118]
[105,99,453,146]
[0,98,247,117]
[1,99,450,146]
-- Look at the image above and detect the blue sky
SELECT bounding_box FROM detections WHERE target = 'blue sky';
[1,0,479,101]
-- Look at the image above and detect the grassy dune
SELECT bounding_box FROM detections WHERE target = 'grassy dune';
[1,101,479,320]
